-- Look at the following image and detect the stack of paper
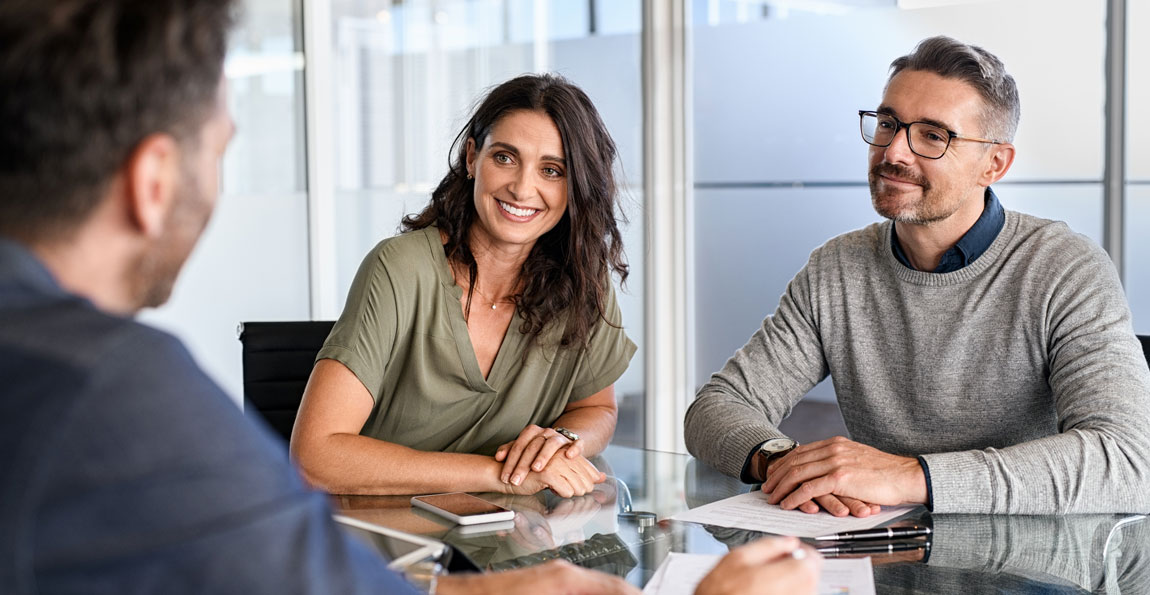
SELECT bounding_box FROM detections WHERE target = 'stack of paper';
[670,491,915,537]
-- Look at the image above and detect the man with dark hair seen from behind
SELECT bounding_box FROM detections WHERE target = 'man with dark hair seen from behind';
[0,1,820,593]
[686,36,1150,517]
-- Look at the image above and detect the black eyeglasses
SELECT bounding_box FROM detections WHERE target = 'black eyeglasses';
[859,110,1001,159]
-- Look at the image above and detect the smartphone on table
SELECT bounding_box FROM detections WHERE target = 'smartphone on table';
[411,492,516,526]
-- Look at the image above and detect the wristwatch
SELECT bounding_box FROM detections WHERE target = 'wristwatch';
[553,427,580,442]
[755,438,797,482]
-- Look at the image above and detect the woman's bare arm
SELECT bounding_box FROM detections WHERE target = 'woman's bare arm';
[290,358,514,495]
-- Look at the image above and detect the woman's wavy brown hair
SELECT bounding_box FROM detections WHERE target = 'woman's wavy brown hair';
[402,73,628,350]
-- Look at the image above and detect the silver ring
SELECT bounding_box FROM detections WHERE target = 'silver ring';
[553,427,580,442]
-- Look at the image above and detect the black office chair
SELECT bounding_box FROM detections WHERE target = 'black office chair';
[1139,335,1150,370]
[237,321,335,442]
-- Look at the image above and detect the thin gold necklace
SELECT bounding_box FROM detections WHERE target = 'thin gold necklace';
[453,263,513,310]
[471,284,512,310]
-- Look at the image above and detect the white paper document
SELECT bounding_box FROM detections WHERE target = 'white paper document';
[642,552,875,595]
[817,557,876,595]
[669,491,915,537]
[640,552,715,595]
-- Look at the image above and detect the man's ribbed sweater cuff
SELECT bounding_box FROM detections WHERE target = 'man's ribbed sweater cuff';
[712,424,782,480]
[920,451,994,514]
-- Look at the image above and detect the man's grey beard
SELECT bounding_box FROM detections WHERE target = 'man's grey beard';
[868,162,946,225]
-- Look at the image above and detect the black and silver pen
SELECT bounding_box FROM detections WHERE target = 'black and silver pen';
[815,526,932,541]
[816,542,927,557]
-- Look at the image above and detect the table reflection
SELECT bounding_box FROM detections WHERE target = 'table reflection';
[332,444,1150,593]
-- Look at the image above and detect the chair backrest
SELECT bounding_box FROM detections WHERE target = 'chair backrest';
[1139,335,1150,370]
[238,321,335,442]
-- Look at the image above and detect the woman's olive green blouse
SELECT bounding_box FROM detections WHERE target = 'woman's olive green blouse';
[317,226,636,456]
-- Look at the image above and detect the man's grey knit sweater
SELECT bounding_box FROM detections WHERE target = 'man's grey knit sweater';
[685,209,1150,514]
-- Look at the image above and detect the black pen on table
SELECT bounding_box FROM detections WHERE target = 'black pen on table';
[815,526,932,542]
[816,541,927,557]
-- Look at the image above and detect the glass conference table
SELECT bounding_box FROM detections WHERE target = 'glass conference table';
[332,445,1150,593]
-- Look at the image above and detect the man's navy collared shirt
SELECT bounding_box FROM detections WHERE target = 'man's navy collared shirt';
[0,237,416,595]
[891,188,1005,273]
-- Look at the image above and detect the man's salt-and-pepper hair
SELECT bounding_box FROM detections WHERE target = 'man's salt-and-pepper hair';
[889,35,1021,143]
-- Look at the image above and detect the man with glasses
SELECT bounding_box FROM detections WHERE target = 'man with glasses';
[686,36,1150,516]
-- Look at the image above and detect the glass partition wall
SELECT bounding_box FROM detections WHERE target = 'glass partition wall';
[690,0,1113,397]
[1126,0,1149,335]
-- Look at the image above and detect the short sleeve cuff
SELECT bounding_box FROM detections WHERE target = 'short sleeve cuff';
[569,337,637,401]
[315,344,381,404]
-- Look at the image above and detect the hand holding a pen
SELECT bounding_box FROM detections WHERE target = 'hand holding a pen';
[761,436,928,517]
[695,536,822,595]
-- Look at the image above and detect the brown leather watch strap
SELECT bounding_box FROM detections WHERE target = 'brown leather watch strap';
[754,450,771,483]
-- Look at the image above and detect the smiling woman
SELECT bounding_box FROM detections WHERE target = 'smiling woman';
[463,109,571,308]
[289,74,636,498]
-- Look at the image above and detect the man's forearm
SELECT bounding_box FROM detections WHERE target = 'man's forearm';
[924,430,1150,514]
[685,270,829,479]
[685,391,785,479]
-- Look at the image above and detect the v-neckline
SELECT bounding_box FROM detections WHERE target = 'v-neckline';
[425,227,522,391]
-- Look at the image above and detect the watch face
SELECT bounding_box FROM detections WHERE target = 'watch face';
[761,438,797,455]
